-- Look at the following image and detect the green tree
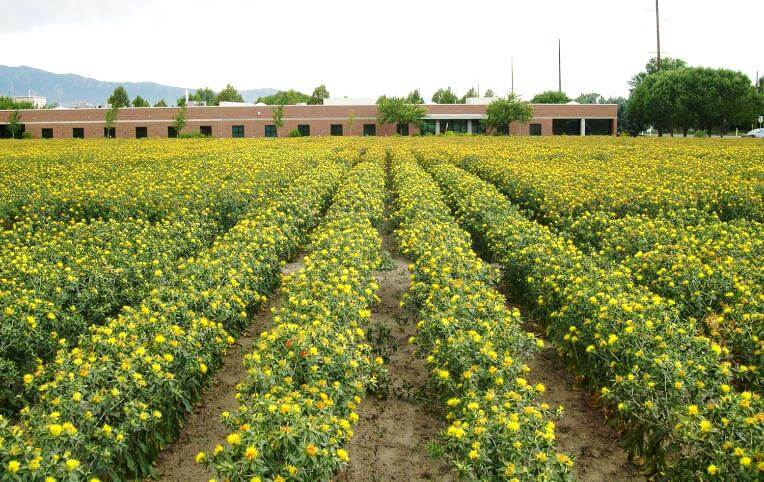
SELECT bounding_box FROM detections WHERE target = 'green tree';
[104,105,118,138]
[484,89,495,98]
[575,92,604,104]
[431,87,460,104]
[191,87,217,105]
[531,90,570,103]
[131,95,149,108]
[485,94,533,135]
[629,56,688,88]
[0,97,33,109]
[176,96,187,107]
[461,87,478,103]
[216,84,244,103]
[348,110,355,136]
[272,103,285,132]
[258,90,310,105]
[308,84,330,105]
[154,99,167,107]
[107,86,130,108]
[605,96,642,136]
[405,89,424,104]
[7,110,22,139]
[376,96,426,129]
[172,105,187,138]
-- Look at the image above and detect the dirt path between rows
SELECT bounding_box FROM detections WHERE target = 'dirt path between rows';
[152,255,305,482]
[523,319,646,482]
[336,226,457,482]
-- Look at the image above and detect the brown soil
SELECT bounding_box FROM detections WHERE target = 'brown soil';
[335,230,457,482]
[152,255,305,482]
[524,325,646,482]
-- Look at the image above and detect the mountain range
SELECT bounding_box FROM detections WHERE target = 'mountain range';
[0,65,278,106]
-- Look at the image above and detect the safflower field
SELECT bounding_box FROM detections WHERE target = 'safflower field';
[0,136,761,481]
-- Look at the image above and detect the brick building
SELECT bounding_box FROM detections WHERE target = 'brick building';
[0,102,617,138]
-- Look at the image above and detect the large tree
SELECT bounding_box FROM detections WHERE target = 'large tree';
[172,105,187,138]
[531,90,570,103]
[191,87,217,105]
[107,86,130,108]
[461,87,478,103]
[104,105,118,138]
[484,89,495,98]
[575,92,604,104]
[629,56,687,88]
[258,90,310,105]
[308,85,330,105]
[431,87,460,104]
[485,94,533,134]
[7,111,22,139]
[131,96,150,108]
[154,99,167,107]
[216,84,244,103]
[376,96,426,129]
[405,89,424,104]
[0,97,33,110]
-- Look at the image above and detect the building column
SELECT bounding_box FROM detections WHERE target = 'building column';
[467,119,473,134]
[580,118,586,136]
[434,120,440,135]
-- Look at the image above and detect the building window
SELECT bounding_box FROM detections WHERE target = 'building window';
[73,127,85,139]
[264,125,277,137]
[552,119,581,135]
[585,119,613,135]
[497,125,509,135]
[232,125,245,138]
[42,128,53,139]
[167,126,177,138]
[330,124,343,136]
[135,127,148,138]
[363,124,376,136]
[200,125,212,137]
[472,120,485,135]
[396,123,409,136]
[421,120,436,136]
[104,127,116,138]
[439,120,467,134]
[529,123,542,136]
[297,124,310,136]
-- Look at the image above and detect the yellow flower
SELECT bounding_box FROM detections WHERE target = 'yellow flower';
[336,448,349,462]
[195,452,206,463]
[707,464,717,475]
[199,363,208,374]
[226,433,241,446]
[7,460,20,473]
[306,444,318,457]
[65,459,80,472]
[244,446,259,460]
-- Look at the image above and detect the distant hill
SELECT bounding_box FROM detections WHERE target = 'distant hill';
[0,65,278,106]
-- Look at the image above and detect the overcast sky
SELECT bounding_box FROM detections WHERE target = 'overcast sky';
[1,0,761,100]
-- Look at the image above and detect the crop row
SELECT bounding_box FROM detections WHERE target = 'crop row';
[202,161,386,481]
[0,160,343,480]
[428,162,762,480]
[0,159,307,413]
[391,158,573,480]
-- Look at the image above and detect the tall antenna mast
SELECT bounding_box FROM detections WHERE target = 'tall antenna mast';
[557,39,562,92]
[511,58,515,95]
[655,0,661,70]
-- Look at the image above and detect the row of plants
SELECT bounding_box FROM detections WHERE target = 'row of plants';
[0,159,307,413]
[0,160,344,480]
[457,155,763,388]
[565,210,763,383]
[201,161,386,481]
[391,157,573,480]
[427,162,763,481]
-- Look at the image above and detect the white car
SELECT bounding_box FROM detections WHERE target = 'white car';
[741,128,764,138]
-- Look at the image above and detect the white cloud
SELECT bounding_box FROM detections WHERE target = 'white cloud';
[0,0,761,99]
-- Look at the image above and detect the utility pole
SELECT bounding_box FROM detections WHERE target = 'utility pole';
[655,0,661,70]
[511,58,515,95]
[557,39,562,92]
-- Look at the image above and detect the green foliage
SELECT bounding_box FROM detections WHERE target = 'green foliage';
[216,84,244,103]
[7,111,22,139]
[485,94,533,134]
[131,96,150,108]
[173,105,187,138]
[192,87,218,105]
[107,86,130,108]
[431,87,460,104]
[153,99,167,107]
[104,105,118,137]
[272,103,285,128]
[258,89,310,105]
[629,56,688,88]
[308,84,330,105]
[604,96,642,136]
[405,89,424,104]
[288,128,302,137]
[484,89,495,98]
[575,92,604,104]
[530,90,570,103]
[376,96,426,126]
[0,96,34,110]
[461,87,478,103]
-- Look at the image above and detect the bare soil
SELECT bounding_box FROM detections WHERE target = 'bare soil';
[152,255,305,482]
[335,229,457,482]
[524,323,646,482]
